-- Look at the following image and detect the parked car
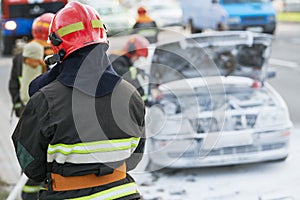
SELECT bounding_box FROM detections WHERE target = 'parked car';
[86,1,135,36]
[219,0,277,34]
[143,31,292,168]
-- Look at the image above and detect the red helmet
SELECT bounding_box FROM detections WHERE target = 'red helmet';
[124,34,149,58]
[32,13,54,41]
[137,6,147,15]
[49,2,108,59]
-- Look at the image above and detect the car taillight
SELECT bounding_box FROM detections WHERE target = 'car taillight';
[252,81,261,89]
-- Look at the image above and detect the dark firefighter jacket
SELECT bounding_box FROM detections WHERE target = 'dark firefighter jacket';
[12,44,146,200]
[9,53,24,117]
[109,54,145,100]
[133,21,158,44]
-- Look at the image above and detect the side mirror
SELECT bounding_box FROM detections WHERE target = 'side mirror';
[267,70,276,79]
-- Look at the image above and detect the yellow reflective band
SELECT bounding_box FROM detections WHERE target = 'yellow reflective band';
[57,22,84,37]
[48,137,140,152]
[68,182,139,200]
[137,29,158,37]
[22,185,42,193]
[35,21,50,28]
[91,20,104,28]
[13,102,22,109]
[129,66,137,80]
[142,95,148,102]
[18,76,22,84]
[47,137,140,164]
[47,138,140,155]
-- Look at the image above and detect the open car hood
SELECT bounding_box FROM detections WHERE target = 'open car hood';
[149,31,273,85]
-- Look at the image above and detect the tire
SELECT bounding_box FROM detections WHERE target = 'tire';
[264,25,276,35]
[2,36,15,55]
[264,29,276,35]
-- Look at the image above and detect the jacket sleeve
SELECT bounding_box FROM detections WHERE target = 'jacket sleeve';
[11,92,52,182]
[126,91,146,171]
[9,53,22,104]
[109,55,131,76]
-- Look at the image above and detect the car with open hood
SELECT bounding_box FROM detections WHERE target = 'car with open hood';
[143,31,293,168]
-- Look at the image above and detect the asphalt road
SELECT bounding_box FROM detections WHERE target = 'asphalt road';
[268,23,300,126]
[0,22,299,199]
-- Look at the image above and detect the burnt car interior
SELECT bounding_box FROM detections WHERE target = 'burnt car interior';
[150,43,269,88]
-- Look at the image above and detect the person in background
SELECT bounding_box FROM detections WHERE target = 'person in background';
[8,13,54,117]
[8,13,54,200]
[109,34,150,102]
[12,2,145,199]
[19,42,44,105]
[133,6,159,43]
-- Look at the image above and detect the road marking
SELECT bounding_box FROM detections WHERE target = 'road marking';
[269,58,299,68]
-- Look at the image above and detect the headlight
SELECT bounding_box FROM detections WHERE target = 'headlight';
[4,21,17,31]
[228,17,241,24]
[268,15,276,22]
[255,108,290,128]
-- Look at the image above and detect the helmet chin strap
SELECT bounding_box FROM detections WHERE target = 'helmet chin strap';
[44,49,66,65]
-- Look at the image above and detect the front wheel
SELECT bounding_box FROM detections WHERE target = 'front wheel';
[264,28,276,35]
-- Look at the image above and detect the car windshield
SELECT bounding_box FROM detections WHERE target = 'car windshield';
[150,32,272,85]
[222,0,270,4]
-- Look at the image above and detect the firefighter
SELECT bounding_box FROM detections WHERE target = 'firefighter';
[12,2,145,200]
[9,12,54,118]
[133,6,159,43]
[109,34,149,102]
[8,13,54,200]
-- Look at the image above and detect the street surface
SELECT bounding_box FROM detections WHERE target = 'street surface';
[0,23,300,199]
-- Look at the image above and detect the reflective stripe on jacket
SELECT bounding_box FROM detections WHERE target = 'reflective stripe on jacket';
[47,137,140,164]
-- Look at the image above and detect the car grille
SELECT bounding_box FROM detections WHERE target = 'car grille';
[168,143,286,158]
[191,114,257,133]
[242,16,266,23]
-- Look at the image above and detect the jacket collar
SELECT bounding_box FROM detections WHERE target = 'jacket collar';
[57,44,121,97]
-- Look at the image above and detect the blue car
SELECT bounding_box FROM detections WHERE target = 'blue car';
[219,0,277,34]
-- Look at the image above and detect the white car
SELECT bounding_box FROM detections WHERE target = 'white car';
[143,31,293,168]
[132,0,183,27]
[86,1,135,35]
